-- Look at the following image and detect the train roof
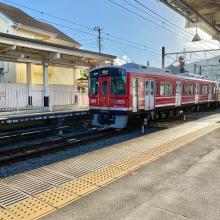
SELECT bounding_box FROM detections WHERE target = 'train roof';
[90,63,217,83]
[122,63,216,83]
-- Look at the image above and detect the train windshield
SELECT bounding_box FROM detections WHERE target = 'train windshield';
[89,70,99,95]
[111,68,126,95]
[89,67,126,96]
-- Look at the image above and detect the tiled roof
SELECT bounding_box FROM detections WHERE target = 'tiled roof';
[0,2,81,47]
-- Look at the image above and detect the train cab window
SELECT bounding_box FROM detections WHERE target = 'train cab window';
[160,82,173,96]
[89,70,99,95]
[111,68,126,95]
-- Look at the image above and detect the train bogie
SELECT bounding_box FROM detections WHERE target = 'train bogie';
[92,113,128,129]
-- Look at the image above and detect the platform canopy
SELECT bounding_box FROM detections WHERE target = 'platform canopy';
[0,32,116,68]
[160,0,220,42]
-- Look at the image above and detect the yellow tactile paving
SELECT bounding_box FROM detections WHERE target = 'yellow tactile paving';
[79,169,116,187]
[113,160,142,172]
[61,179,98,196]
[0,209,17,220]
[1,119,219,220]
[36,187,79,209]
[95,165,129,179]
[6,197,55,220]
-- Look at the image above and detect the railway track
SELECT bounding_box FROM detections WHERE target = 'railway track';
[0,127,116,166]
[1,110,213,167]
[0,122,181,167]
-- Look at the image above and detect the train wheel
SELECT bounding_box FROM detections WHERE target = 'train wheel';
[169,110,174,118]
[150,111,155,120]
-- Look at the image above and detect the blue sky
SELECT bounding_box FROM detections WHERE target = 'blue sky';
[2,0,219,67]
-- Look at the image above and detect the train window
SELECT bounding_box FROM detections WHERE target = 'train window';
[89,71,99,95]
[145,81,149,95]
[151,81,154,95]
[184,83,193,95]
[208,85,212,94]
[111,68,126,95]
[160,82,173,96]
[102,80,108,95]
[201,85,208,95]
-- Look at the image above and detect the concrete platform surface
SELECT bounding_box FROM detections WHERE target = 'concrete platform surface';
[43,128,220,220]
[0,108,89,124]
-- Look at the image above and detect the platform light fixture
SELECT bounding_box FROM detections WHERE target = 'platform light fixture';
[192,27,201,42]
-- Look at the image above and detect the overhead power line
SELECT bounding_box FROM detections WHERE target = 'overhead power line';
[34,17,163,57]
[34,17,97,37]
[2,0,217,64]
[2,0,94,31]
[2,0,161,56]
[133,0,220,48]
[107,0,218,59]
[106,0,177,36]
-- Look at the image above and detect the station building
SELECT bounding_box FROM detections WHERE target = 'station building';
[0,3,115,113]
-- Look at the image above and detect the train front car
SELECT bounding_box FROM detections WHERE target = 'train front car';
[89,66,129,129]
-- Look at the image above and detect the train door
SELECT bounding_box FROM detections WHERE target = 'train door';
[132,78,138,112]
[175,81,182,106]
[208,84,212,101]
[145,79,155,110]
[99,77,110,106]
[195,83,199,104]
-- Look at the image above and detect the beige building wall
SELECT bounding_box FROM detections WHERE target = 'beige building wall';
[0,16,15,34]
[0,14,82,87]
[0,62,17,83]
[16,63,81,86]
[16,29,37,40]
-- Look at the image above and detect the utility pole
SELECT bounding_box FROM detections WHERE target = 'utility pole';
[194,64,197,75]
[199,65,202,75]
[94,26,103,53]
[162,46,165,68]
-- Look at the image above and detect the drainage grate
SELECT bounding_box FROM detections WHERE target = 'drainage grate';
[3,174,54,195]
[0,183,29,208]
[24,168,72,186]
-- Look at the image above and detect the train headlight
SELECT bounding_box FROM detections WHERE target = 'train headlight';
[90,99,96,104]
[115,99,126,105]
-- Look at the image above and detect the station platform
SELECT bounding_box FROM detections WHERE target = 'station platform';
[0,109,89,125]
[0,112,220,220]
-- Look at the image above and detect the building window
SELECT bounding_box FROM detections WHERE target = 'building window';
[160,82,173,96]
[201,85,208,95]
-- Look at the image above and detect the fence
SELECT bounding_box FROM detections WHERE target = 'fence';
[0,84,89,113]
[49,90,88,109]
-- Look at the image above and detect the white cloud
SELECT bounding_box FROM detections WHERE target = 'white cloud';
[114,55,131,65]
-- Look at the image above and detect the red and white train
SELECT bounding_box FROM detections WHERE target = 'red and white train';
[89,63,220,128]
